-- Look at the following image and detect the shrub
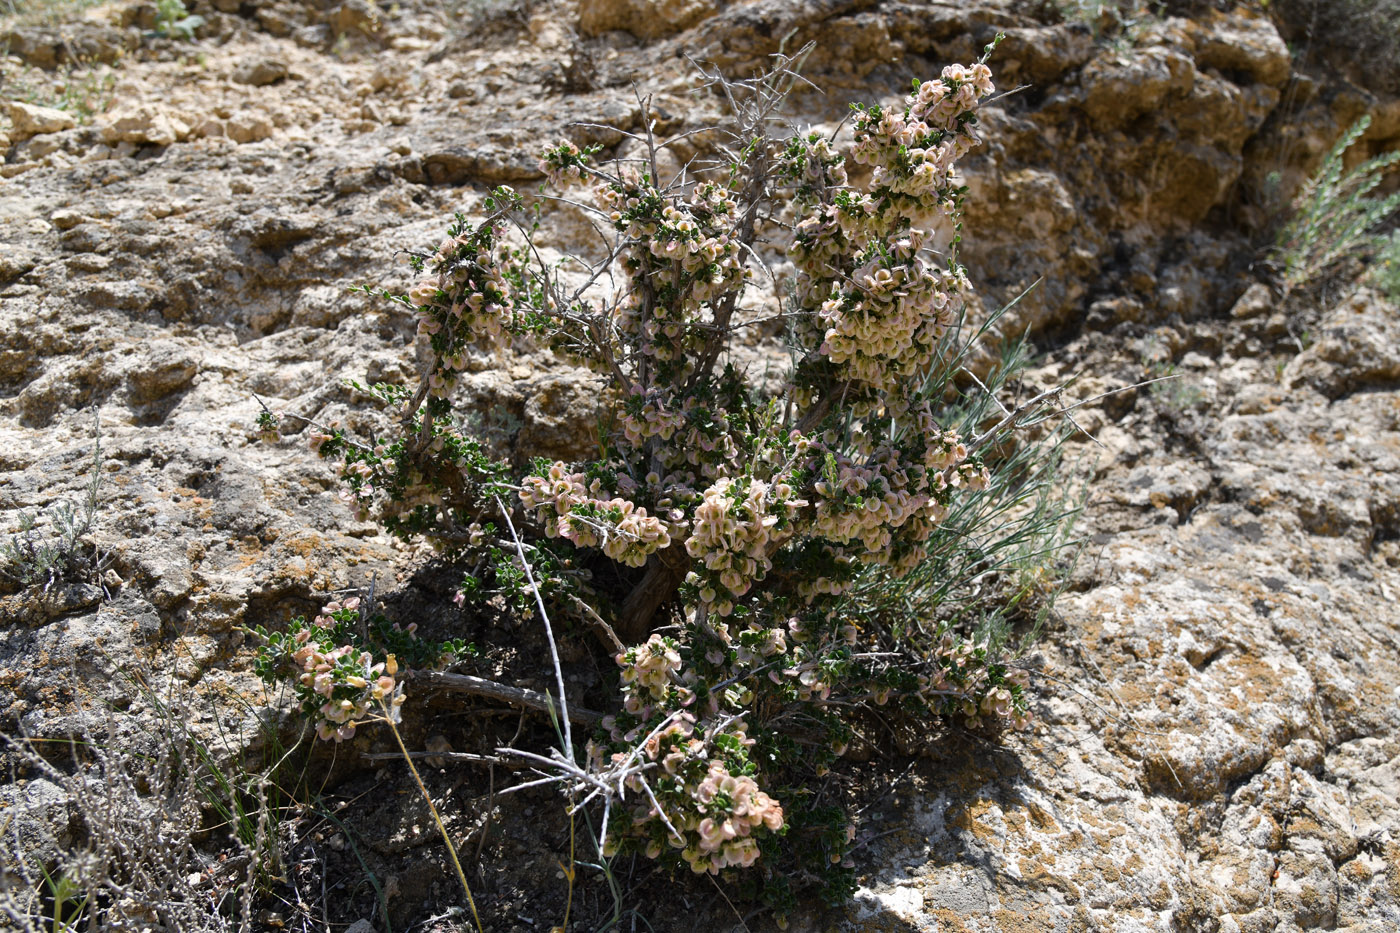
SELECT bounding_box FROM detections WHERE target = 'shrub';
[256,43,1078,917]
[151,0,203,41]
[1270,0,1400,97]
[1275,114,1400,295]
[0,707,275,933]
[0,59,117,125]
[1,416,109,593]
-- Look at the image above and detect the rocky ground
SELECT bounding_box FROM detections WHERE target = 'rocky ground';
[2,0,1399,930]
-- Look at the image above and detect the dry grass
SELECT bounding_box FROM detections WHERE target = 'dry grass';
[0,699,281,932]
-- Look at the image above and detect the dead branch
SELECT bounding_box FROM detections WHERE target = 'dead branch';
[409,671,604,726]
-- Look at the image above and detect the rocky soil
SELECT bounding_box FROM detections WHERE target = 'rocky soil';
[2,0,1399,930]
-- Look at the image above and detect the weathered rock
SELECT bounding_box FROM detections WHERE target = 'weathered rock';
[0,246,40,282]
[1190,8,1292,88]
[100,105,192,147]
[7,101,76,143]
[0,778,73,871]
[1284,289,1400,399]
[232,57,290,86]
[225,110,275,144]
[578,0,718,39]
[0,22,135,69]
[325,0,380,35]
[124,341,200,405]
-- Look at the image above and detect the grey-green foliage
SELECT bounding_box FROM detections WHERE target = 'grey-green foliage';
[152,0,203,40]
[849,291,1084,660]
[1,420,106,592]
[0,60,117,124]
[1276,115,1400,293]
[1372,230,1400,304]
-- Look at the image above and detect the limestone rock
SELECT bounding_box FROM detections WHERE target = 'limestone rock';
[1285,289,1400,399]
[0,778,73,872]
[125,342,200,404]
[325,0,380,35]
[226,110,275,144]
[232,57,290,86]
[1080,46,1196,127]
[1191,9,1292,87]
[0,246,39,281]
[578,0,717,39]
[100,105,192,147]
[7,101,76,143]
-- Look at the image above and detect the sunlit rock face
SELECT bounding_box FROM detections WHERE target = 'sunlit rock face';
[2,0,1398,930]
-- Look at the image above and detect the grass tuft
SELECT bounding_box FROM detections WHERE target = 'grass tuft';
[1275,114,1400,295]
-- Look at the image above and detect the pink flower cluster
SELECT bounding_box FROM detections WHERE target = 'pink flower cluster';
[520,462,671,567]
[618,391,687,448]
[407,222,522,397]
[785,63,996,399]
[597,175,751,373]
[590,711,784,875]
[814,233,967,393]
[619,392,741,484]
[591,634,790,873]
[807,429,988,561]
[684,476,806,616]
[917,634,1032,730]
[288,600,404,742]
[678,760,783,873]
[617,634,683,703]
[539,140,587,188]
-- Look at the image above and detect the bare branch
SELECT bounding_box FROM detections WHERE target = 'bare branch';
[410,670,603,726]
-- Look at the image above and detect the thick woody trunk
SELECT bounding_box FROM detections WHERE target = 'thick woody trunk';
[615,548,689,645]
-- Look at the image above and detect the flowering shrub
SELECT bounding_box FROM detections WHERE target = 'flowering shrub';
[252,598,474,741]
[256,39,1073,916]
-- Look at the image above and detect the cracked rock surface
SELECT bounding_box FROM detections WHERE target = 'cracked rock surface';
[2,0,1399,930]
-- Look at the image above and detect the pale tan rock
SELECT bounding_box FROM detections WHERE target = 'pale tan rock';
[20,133,67,159]
[226,111,274,144]
[100,105,191,147]
[1229,281,1273,319]
[232,57,289,87]
[1192,9,1292,87]
[8,101,76,142]
[326,0,379,35]
[578,0,716,40]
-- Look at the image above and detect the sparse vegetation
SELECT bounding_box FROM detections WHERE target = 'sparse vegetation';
[1371,230,1400,304]
[0,711,271,932]
[1,417,110,593]
[151,0,202,42]
[0,58,117,124]
[1275,114,1400,295]
[253,43,1080,920]
[0,0,109,28]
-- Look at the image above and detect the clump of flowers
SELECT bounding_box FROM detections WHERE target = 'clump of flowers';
[258,39,1069,915]
[253,598,475,742]
[685,475,806,615]
[590,635,791,876]
[520,461,672,567]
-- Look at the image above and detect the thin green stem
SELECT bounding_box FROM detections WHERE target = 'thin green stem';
[382,704,484,933]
